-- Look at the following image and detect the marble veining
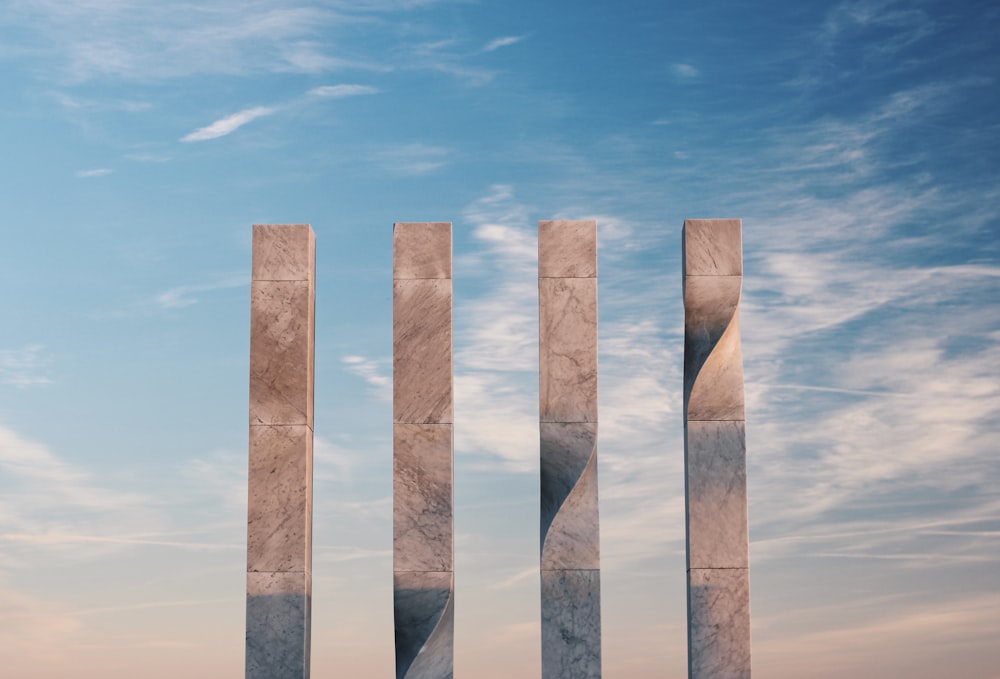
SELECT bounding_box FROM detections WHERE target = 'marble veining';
[394,424,454,572]
[539,277,597,423]
[684,219,742,277]
[539,220,597,278]
[246,593,312,679]
[686,421,748,570]
[246,572,312,679]
[541,422,599,570]
[688,568,751,679]
[394,279,453,424]
[252,224,316,281]
[247,425,313,573]
[541,570,602,679]
[394,222,452,280]
[247,224,315,679]
[250,280,315,427]
[394,572,454,679]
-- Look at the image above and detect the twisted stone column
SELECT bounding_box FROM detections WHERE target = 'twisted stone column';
[683,219,751,679]
[246,224,316,679]
[393,222,454,679]
[539,220,602,679]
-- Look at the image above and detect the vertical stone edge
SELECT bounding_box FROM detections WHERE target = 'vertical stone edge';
[393,223,454,679]
[539,220,602,679]
[683,219,750,679]
[247,224,315,679]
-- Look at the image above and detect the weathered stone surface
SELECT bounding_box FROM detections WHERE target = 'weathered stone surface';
[684,219,742,277]
[393,278,453,424]
[539,277,597,423]
[394,222,452,280]
[541,569,602,679]
[252,224,316,281]
[394,424,453,572]
[539,220,597,278]
[247,425,313,573]
[246,572,312,679]
[685,421,748,570]
[250,280,315,427]
[688,568,751,679]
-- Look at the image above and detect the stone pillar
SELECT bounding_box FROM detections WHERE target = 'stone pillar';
[393,222,454,679]
[683,219,751,679]
[538,220,602,679]
[246,224,316,679]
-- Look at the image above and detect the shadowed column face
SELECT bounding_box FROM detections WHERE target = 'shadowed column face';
[247,224,315,679]
[393,222,454,679]
[683,219,751,679]
[539,219,602,679]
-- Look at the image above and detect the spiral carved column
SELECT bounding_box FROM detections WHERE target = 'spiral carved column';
[683,219,751,679]
[393,222,455,679]
[539,220,602,679]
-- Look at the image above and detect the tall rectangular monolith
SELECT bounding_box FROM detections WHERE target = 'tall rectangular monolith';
[539,219,602,679]
[683,219,751,679]
[246,224,316,679]
[393,222,454,679]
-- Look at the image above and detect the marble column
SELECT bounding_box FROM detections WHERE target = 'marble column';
[246,224,316,679]
[539,220,602,679]
[683,219,751,679]
[393,222,454,679]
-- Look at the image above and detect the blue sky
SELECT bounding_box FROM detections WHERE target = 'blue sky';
[1,0,998,677]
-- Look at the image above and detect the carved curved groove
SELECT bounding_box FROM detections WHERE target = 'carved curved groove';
[684,276,744,420]
[540,422,599,569]
[394,572,454,679]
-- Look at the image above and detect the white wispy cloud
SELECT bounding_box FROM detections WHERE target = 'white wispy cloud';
[0,425,144,513]
[375,142,452,174]
[75,168,112,178]
[0,345,52,387]
[672,63,699,79]
[0,533,241,550]
[341,355,391,400]
[308,84,380,98]
[125,152,171,163]
[482,35,525,52]
[153,275,249,308]
[180,106,276,142]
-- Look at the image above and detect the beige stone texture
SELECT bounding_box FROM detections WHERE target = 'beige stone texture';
[684,219,743,276]
[688,568,751,679]
[539,277,598,423]
[393,222,452,280]
[252,224,316,282]
[249,280,316,427]
[686,421,748,569]
[393,278,453,424]
[394,424,454,572]
[539,220,597,278]
[247,424,313,573]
